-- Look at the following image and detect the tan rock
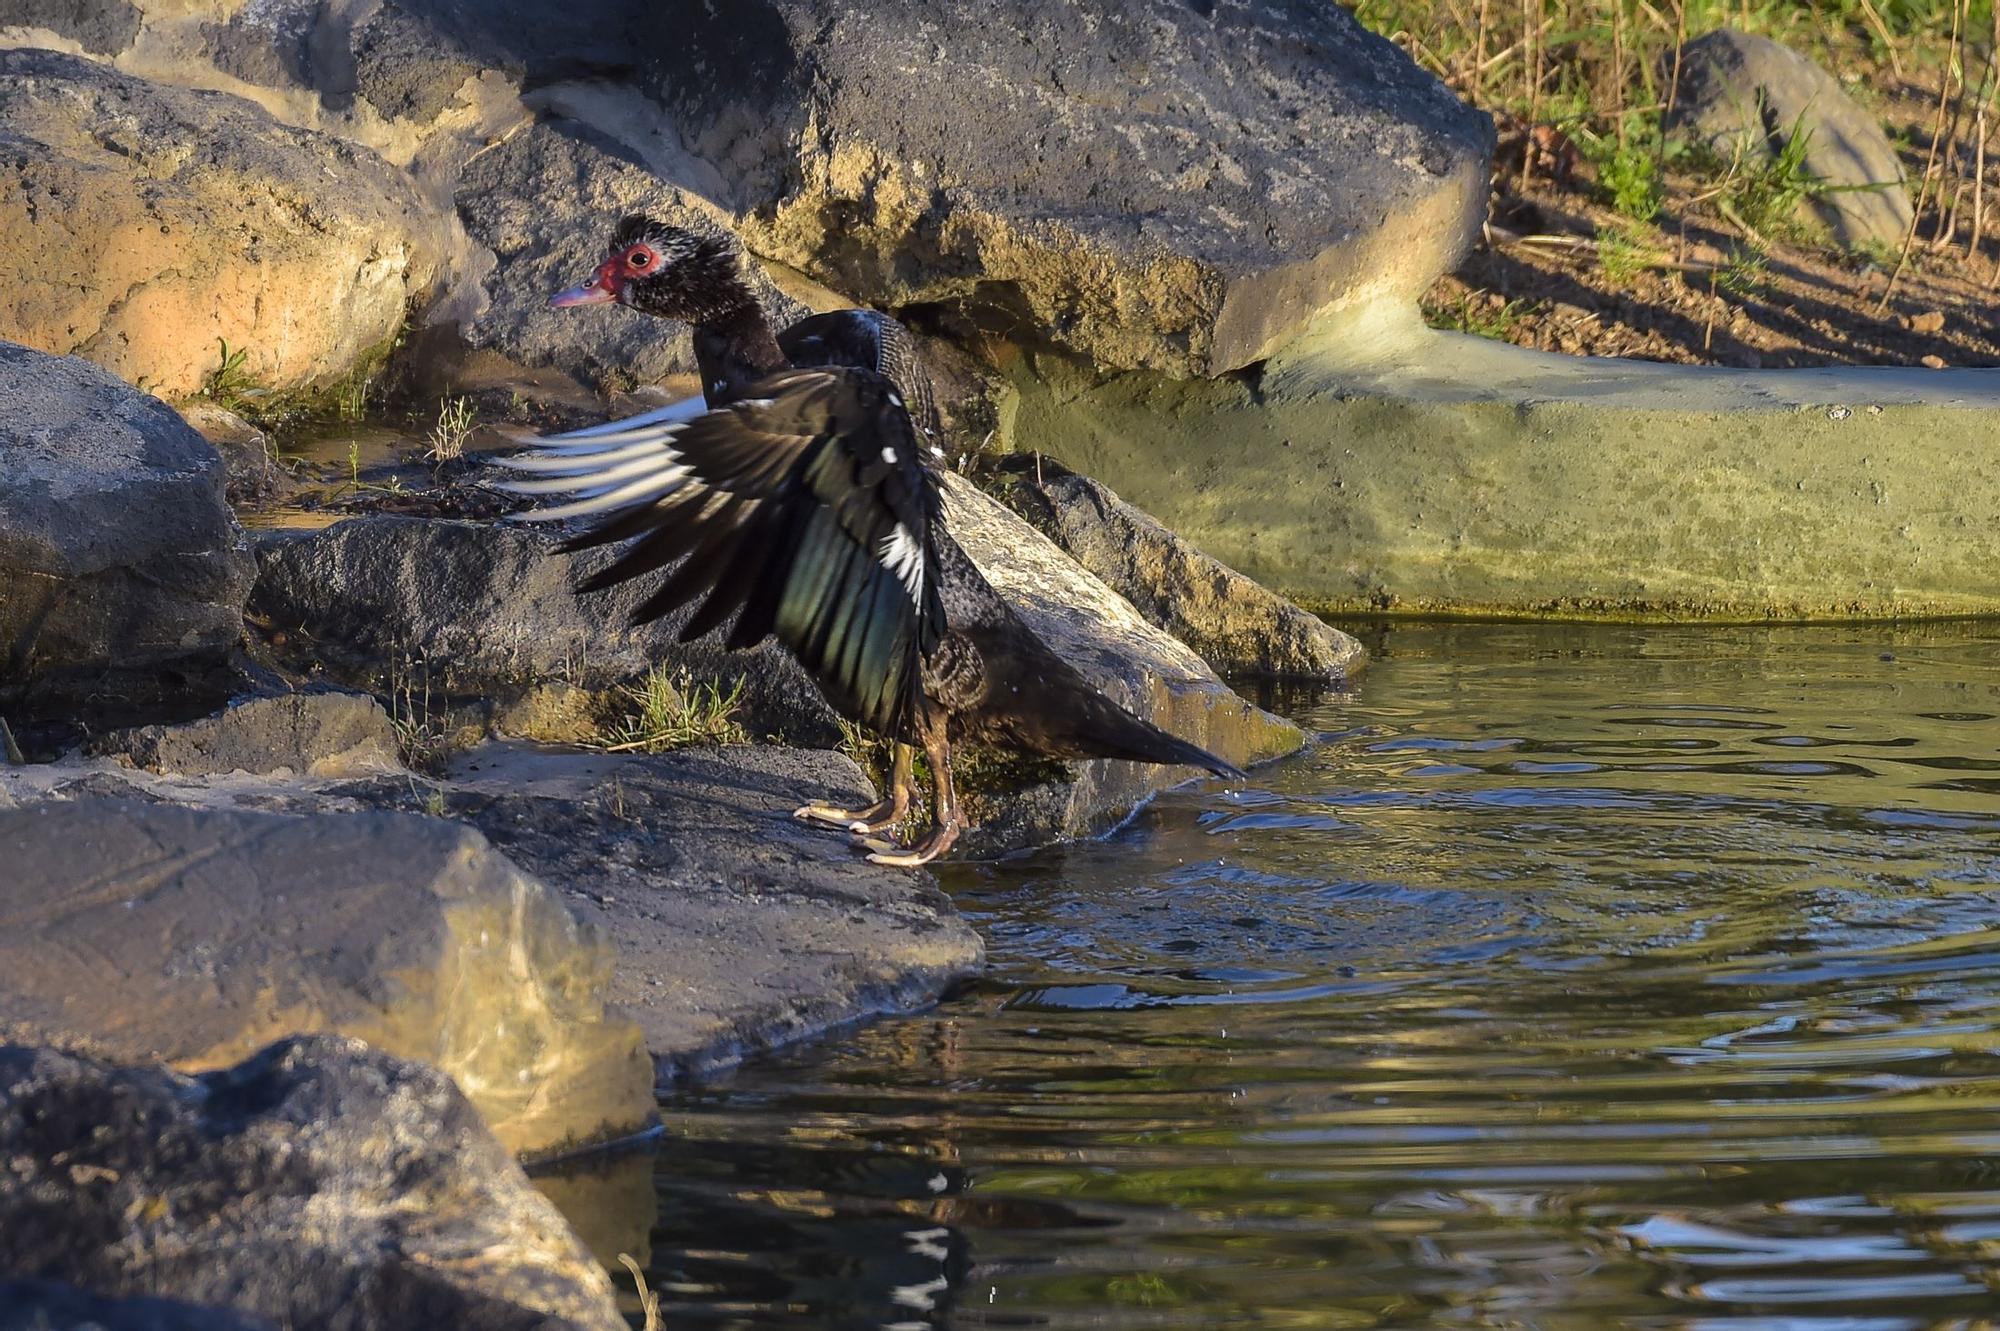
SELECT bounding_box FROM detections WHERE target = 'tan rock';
[0,49,441,398]
[0,799,654,1159]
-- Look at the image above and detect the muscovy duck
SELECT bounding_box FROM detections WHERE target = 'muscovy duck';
[492,217,1238,866]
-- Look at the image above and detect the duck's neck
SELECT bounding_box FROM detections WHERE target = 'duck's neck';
[691,299,788,405]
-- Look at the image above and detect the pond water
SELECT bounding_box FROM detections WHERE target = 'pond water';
[572,622,2000,1330]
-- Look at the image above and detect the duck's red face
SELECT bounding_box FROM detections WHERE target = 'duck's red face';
[549,240,665,308]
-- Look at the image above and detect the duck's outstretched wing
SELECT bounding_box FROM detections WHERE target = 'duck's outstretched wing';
[490,368,946,737]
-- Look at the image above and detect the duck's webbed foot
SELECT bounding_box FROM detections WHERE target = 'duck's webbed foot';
[857,818,963,868]
[796,742,913,832]
[854,729,964,868]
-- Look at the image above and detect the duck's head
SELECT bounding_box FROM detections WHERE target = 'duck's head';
[549,215,746,321]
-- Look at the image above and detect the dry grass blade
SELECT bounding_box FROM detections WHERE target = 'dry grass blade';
[617,1253,664,1331]
[0,717,23,766]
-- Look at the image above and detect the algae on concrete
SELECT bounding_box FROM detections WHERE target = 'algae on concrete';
[1003,302,2000,622]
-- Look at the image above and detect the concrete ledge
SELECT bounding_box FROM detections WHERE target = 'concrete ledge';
[1005,303,2000,622]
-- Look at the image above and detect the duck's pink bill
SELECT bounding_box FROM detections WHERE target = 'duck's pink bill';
[549,282,617,308]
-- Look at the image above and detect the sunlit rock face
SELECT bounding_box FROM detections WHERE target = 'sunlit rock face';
[0,800,655,1160]
[937,475,1303,853]
[0,1035,628,1331]
[663,0,1494,377]
[989,455,1366,682]
[0,341,253,699]
[0,48,441,397]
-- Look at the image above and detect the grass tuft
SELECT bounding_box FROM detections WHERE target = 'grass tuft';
[426,395,477,465]
[599,668,747,753]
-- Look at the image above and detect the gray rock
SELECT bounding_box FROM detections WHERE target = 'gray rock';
[0,745,987,1078]
[0,342,254,699]
[666,0,1493,376]
[1667,28,1913,249]
[249,515,844,745]
[371,743,987,1074]
[0,0,141,55]
[0,1036,626,1331]
[451,117,807,392]
[0,799,655,1159]
[938,475,1304,853]
[176,403,288,507]
[0,49,443,397]
[992,456,1365,682]
[0,1280,274,1331]
[90,690,402,777]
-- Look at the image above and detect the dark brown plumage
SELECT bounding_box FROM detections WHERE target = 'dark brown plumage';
[508,217,1239,865]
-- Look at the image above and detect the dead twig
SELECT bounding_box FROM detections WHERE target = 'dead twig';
[0,717,22,766]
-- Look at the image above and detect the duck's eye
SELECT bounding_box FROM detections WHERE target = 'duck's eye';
[628,248,653,269]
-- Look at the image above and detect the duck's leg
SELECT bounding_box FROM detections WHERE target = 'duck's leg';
[795,742,913,832]
[861,729,964,868]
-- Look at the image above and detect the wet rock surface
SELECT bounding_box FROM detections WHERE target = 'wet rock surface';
[992,456,1365,682]
[0,798,654,1158]
[89,690,401,778]
[1667,29,1913,249]
[0,50,442,398]
[0,1035,626,1331]
[0,342,254,701]
[685,0,1493,376]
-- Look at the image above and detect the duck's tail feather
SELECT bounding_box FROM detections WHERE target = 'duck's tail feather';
[1059,690,1244,780]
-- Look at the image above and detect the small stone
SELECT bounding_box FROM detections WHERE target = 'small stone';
[1668,30,1914,248]
[1827,405,1851,421]
[1922,354,1948,369]
[1907,310,1946,334]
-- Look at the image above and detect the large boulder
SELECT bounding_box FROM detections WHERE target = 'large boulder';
[251,488,1303,851]
[991,456,1365,682]
[674,0,1495,376]
[450,117,807,392]
[939,475,1302,851]
[0,1036,626,1331]
[0,342,253,699]
[0,799,654,1159]
[88,690,402,778]
[0,744,988,1077]
[249,515,845,745]
[0,48,442,397]
[1667,29,1913,249]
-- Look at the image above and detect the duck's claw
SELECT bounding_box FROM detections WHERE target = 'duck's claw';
[794,799,900,832]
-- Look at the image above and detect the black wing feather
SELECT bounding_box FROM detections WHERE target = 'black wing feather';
[501,366,945,738]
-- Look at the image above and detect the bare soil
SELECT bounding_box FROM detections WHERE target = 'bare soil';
[1425,83,2000,370]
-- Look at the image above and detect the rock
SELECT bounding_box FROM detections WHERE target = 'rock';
[0,1036,626,1331]
[176,403,288,507]
[450,117,807,392]
[1667,29,1913,249]
[0,49,442,397]
[939,475,1304,852]
[992,456,1365,682]
[383,743,987,1073]
[0,1280,274,1331]
[490,680,617,746]
[0,744,987,1078]
[250,515,844,745]
[0,799,654,1158]
[669,0,1493,376]
[0,342,254,700]
[89,690,402,778]
[251,491,1303,850]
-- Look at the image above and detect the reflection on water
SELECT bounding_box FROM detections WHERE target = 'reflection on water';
[555,623,2000,1329]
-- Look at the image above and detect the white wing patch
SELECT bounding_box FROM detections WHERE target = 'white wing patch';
[878,522,925,604]
[489,395,705,522]
[881,446,898,465]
